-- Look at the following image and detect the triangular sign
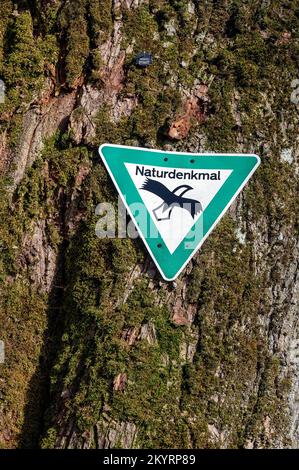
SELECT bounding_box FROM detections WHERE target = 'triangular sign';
[99,144,260,281]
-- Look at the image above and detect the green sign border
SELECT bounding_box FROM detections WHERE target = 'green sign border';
[99,144,260,281]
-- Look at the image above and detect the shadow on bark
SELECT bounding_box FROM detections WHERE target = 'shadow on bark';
[17,237,69,448]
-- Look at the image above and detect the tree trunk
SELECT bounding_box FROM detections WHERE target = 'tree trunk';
[0,0,298,449]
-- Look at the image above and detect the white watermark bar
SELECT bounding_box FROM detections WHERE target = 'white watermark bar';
[0,79,5,104]
[0,340,4,364]
[290,339,299,365]
[291,79,299,104]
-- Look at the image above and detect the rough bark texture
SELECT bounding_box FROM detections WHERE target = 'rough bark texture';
[0,0,299,449]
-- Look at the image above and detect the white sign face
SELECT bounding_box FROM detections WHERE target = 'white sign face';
[125,163,232,253]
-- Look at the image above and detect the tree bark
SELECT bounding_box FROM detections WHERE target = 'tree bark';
[0,0,298,449]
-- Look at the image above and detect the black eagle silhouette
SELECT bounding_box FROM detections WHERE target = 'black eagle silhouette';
[141,178,202,221]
